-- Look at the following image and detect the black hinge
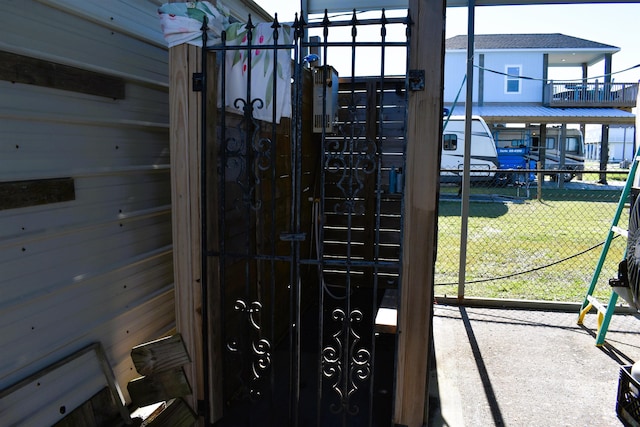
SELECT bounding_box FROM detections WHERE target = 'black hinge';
[193,72,203,92]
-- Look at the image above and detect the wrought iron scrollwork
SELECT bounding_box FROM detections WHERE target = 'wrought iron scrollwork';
[325,102,378,214]
[222,97,272,212]
[322,308,372,415]
[227,299,272,401]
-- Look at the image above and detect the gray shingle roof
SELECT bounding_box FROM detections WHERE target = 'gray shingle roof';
[446,33,619,51]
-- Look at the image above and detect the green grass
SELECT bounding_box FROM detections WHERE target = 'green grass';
[435,191,628,303]
[581,171,629,182]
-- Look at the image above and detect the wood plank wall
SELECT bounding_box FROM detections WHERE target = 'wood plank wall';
[322,78,406,290]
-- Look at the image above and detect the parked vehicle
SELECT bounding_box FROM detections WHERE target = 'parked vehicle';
[441,115,500,183]
[494,146,537,185]
[490,125,585,182]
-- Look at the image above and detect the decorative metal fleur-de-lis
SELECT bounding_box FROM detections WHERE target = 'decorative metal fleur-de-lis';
[227,299,272,401]
[325,135,378,215]
[322,308,371,415]
[222,113,273,211]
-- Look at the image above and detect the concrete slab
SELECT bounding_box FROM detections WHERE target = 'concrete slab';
[429,304,640,427]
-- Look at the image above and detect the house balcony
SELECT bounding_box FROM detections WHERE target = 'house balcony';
[544,81,639,108]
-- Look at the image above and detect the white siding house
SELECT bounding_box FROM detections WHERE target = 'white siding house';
[0,0,173,424]
[445,49,544,104]
[443,34,636,126]
[443,33,636,174]
[481,51,544,103]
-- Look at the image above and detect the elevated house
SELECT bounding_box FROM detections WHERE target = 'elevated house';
[444,33,638,177]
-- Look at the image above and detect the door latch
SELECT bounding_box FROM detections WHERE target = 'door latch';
[408,69,425,91]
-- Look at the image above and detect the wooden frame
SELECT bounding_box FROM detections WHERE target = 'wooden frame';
[394,1,445,425]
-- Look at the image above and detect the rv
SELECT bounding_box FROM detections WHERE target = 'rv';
[490,125,585,182]
[441,115,500,182]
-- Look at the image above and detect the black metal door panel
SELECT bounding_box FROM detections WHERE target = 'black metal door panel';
[200,10,410,426]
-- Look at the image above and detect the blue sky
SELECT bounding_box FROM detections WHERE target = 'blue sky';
[255,1,640,83]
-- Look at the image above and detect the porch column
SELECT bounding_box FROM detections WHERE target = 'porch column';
[394,0,445,425]
[604,52,613,100]
[600,124,610,184]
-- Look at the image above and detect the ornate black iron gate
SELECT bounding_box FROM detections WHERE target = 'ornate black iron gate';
[199,9,410,427]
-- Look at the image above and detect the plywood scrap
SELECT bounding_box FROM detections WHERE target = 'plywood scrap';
[141,399,197,427]
[131,334,191,376]
[127,368,191,408]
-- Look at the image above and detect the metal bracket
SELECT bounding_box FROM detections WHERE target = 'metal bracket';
[192,72,203,92]
[408,69,425,91]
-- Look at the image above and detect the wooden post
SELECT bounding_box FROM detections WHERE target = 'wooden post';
[169,42,205,418]
[169,31,223,423]
[394,0,445,426]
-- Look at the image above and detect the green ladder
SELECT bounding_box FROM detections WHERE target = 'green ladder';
[577,146,640,346]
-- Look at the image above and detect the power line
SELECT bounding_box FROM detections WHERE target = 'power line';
[475,63,640,82]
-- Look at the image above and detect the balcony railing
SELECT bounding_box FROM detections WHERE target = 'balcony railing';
[544,81,638,108]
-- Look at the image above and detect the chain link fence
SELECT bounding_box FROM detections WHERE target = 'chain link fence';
[435,168,632,304]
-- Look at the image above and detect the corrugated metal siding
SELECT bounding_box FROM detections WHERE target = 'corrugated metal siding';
[0,0,173,423]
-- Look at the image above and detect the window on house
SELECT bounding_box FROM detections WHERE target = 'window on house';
[546,137,556,150]
[443,134,457,150]
[505,66,521,93]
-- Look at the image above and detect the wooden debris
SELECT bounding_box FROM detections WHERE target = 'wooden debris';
[131,334,191,376]
[142,399,197,427]
[127,368,191,408]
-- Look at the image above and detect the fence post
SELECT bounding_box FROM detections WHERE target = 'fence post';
[537,161,543,201]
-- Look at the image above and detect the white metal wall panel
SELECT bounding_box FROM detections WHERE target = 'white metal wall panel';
[0,1,168,86]
[35,0,166,47]
[0,117,169,180]
[0,81,169,131]
[0,0,174,423]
